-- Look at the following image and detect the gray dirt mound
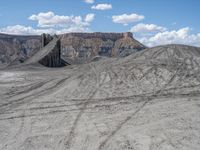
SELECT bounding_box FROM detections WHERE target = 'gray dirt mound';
[0,44,200,150]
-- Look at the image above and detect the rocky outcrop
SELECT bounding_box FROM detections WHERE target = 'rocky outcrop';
[59,32,146,64]
[39,34,61,67]
[0,32,146,67]
[0,33,40,68]
[25,34,67,67]
[41,33,53,47]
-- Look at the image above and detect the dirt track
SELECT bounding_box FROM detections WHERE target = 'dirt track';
[0,45,200,150]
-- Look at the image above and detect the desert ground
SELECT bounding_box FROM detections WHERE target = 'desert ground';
[0,45,200,150]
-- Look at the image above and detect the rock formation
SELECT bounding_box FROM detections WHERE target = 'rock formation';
[39,34,61,67]
[59,32,146,63]
[0,32,146,67]
[0,33,40,68]
[25,34,67,67]
[41,33,53,47]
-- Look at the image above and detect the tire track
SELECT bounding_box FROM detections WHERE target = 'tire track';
[97,65,183,150]
[1,91,200,121]
[64,64,110,149]
[4,80,49,98]
[0,77,69,114]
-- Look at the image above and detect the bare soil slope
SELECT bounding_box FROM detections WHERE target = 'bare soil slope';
[0,44,200,150]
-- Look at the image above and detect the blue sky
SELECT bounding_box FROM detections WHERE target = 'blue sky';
[0,0,199,47]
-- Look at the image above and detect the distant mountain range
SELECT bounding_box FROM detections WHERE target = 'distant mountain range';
[0,32,146,68]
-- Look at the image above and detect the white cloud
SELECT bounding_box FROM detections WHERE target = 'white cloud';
[130,23,166,33]
[29,11,94,28]
[112,13,144,25]
[84,0,94,4]
[0,12,95,35]
[29,11,67,27]
[84,13,95,22]
[0,24,92,35]
[0,25,53,35]
[91,3,112,10]
[137,27,200,47]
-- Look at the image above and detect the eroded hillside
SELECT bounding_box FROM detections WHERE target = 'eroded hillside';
[0,32,146,67]
[0,44,200,150]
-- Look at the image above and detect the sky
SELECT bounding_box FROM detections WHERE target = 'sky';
[0,0,199,47]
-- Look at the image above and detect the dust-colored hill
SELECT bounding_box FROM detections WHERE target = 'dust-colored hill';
[0,44,200,150]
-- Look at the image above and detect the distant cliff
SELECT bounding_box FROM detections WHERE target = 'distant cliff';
[59,32,146,64]
[0,34,41,68]
[0,32,146,67]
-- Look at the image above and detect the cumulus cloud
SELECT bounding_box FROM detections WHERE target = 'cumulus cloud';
[137,27,200,47]
[0,24,92,35]
[0,25,53,35]
[112,13,144,25]
[130,23,166,33]
[84,13,95,22]
[84,0,94,4]
[29,11,68,27]
[0,11,95,35]
[91,4,112,10]
[29,11,94,28]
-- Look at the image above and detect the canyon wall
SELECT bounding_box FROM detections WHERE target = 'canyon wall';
[0,34,40,68]
[0,32,146,67]
[25,34,65,67]
[59,32,146,64]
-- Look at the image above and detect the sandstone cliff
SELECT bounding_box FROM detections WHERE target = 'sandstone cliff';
[0,32,146,67]
[0,33,40,68]
[59,32,146,63]
[25,34,66,67]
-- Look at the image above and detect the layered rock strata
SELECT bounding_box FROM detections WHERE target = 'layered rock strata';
[0,32,146,67]
[25,34,66,67]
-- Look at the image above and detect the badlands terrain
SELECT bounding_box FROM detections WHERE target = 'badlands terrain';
[0,33,200,150]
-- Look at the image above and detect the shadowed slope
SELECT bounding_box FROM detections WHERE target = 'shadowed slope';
[24,37,66,67]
